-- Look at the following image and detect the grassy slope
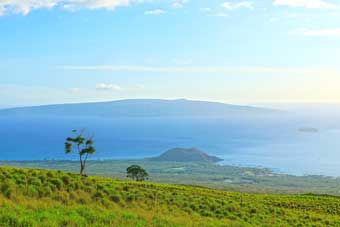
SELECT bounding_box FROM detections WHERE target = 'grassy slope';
[2,160,340,195]
[1,167,340,227]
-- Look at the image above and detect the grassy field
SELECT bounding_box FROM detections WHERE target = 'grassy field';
[2,160,340,195]
[1,166,340,226]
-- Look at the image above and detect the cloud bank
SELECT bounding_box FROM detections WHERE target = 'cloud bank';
[222,1,254,10]
[96,83,122,91]
[144,9,165,15]
[0,0,190,16]
[0,0,138,16]
[62,65,340,76]
[273,0,339,9]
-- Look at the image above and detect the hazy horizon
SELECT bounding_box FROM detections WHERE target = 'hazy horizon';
[1,0,340,106]
[2,98,340,115]
[2,1,340,226]
[1,0,340,173]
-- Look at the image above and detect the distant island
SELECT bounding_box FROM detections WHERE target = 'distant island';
[148,148,223,163]
[0,99,281,118]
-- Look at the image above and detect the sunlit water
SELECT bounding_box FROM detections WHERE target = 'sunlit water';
[220,129,340,176]
[1,115,340,176]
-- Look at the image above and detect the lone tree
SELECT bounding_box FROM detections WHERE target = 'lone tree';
[65,129,95,176]
[126,165,149,181]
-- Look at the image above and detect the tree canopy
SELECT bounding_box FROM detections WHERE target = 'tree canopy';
[65,129,95,176]
[126,165,149,181]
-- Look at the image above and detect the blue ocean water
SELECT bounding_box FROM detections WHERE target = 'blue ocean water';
[1,115,340,176]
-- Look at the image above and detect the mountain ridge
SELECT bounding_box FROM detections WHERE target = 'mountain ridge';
[0,99,282,118]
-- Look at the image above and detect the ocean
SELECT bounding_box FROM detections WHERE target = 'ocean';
[1,115,340,176]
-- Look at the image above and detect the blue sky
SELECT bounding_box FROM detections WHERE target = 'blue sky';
[1,0,340,107]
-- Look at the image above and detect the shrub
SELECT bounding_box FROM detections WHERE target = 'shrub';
[50,178,63,190]
[62,175,71,185]
[1,181,15,198]
[93,191,104,201]
[110,194,121,203]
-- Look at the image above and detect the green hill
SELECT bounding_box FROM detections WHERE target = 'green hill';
[1,167,340,227]
[148,148,223,163]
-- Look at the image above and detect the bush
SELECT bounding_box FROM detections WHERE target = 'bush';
[62,175,71,185]
[110,194,121,203]
[93,191,104,201]
[50,178,63,190]
[1,181,14,198]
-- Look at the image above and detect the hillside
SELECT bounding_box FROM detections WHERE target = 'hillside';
[5,160,340,195]
[1,167,340,227]
[0,99,280,118]
[148,148,223,163]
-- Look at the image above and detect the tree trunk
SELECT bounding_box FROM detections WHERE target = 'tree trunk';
[80,164,85,176]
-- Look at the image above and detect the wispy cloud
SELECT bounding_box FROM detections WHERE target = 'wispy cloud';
[69,87,81,93]
[273,0,339,9]
[171,0,188,9]
[63,0,132,11]
[0,0,137,16]
[61,65,340,76]
[200,7,212,12]
[96,83,122,91]
[0,0,59,15]
[0,0,190,15]
[295,28,340,37]
[144,9,165,15]
[222,1,254,10]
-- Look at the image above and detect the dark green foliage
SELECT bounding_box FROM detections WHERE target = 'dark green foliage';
[109,193,121,203]
[1,180,14,198]
[126,165,149,181]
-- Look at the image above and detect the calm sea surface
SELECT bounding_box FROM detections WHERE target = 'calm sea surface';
[1,115,340,176]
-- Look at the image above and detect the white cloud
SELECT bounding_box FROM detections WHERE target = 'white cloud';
[62,65,340,76]
[63,0,131,11]
[273,0,339,9]
[0,0,59,15]
[222,1,254,10]
[296,28,340,37]
[0,0,136,16]
[199,7,212,12]
[96,83,122,91]
[144,9,165,15]
[0,0,189,16]
[171,0,188,9]
[69,87,81,93]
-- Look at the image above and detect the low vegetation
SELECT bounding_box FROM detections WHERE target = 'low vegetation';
[1,166,340,227]
[3,160,340,195]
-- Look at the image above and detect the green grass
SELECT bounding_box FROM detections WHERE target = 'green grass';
[1,166,340,226]
[2,160,340,195]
